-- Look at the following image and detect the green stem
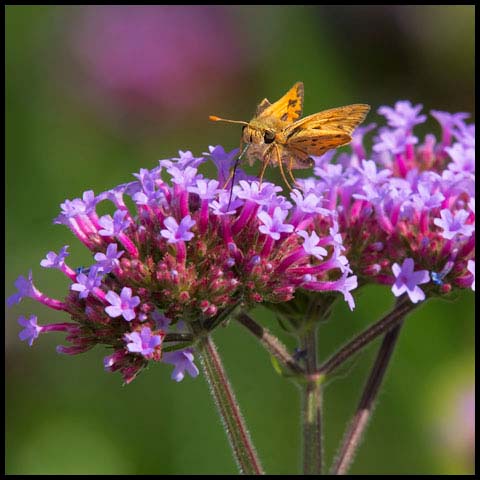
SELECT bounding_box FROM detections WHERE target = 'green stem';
[237,312,305,376]
[164,333,193,343]
[330,321,405,474]
[300,325,323,475]
[197,335,264,475]
[318,297,416,376]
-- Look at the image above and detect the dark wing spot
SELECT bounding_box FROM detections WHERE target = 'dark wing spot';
[337,125,344,130]
[335,134,343,138]
[281,113,289,121]
[288,99,297,107]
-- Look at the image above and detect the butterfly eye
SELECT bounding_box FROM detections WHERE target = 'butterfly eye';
[264,130,276,144]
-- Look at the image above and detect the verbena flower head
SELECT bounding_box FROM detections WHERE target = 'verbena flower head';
[8,148,354,383]
[7,100,474,383]
[298,101,475,300]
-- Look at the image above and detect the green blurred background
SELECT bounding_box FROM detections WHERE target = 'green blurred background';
[6,5,474,475]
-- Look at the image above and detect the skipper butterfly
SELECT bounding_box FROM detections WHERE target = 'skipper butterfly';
[210,82,370,189]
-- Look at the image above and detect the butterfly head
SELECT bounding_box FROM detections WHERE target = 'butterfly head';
[241,124,276,146]
[209,114,277,147]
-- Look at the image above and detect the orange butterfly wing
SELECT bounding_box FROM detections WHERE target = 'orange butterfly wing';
[255,98,272,116]
[283,104,370,161]
[255,81,304,124]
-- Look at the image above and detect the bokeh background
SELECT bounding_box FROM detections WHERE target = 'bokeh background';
[6,5,474,475]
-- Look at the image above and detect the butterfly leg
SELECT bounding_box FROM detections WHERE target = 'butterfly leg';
[222,142,248,189]
[275,144,293,190]
[287,157,298,187]
[258,145,273,186]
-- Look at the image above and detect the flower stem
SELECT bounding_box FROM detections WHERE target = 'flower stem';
[164,333,194,343]
[236,312,305,376]
[318,296,416,376]
[197,334,264,475]
[300,325,323,475]
[330,321,405,475]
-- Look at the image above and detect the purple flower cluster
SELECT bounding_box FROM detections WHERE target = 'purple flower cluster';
[7,100,475,383]
[300,100,475,301]
[8,147,352,383]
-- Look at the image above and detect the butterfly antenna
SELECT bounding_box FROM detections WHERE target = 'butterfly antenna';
[209,116,249,126]
[227,144,249,209]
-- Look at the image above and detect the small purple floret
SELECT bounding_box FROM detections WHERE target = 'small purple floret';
[105,287,141,321]
[94,243,124,273]
[162,348,199,382]
[378,101,426,131]
[235,181,282,205]
[125,326,163,358]
[71,266,103,299]
[160,215,196,243]
[298,230,327,259]
[167,165,200,188]
[258,207,294,240]
[433,209,474,240]
[373,129,418,155]
[18,315,42,346]
[391,258,430,303]
[98,210,131,237]
[209,191,243,216]
[40,246,70,269]
[187,178,220,200]
[7,271,36,307]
